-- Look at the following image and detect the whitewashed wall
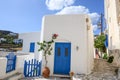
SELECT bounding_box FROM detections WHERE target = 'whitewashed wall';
[0,57,7,79]
[41,14,94,75]
[104,0,120,50]
[0,54,34,79]
[16,53,34,73]
[87,23,94,74]
[19,32,41,60]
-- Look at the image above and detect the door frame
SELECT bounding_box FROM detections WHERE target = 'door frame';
[53,42,71,75]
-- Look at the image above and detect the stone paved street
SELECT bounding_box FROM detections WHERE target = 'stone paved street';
[19,76,70,80]
[73,72,118,80]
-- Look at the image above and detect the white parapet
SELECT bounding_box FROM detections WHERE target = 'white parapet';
[0,53,35,79]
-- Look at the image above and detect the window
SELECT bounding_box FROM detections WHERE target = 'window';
[87,25,90,30]
[29,42,35,52]
[86,18,89,23]
[57,48,61,56]
[65,48,68,56]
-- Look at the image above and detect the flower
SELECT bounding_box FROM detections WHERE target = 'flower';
[38,34,58,66]
[52,34,58,39]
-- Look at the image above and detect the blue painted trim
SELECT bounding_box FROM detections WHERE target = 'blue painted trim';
[54,42,71,75]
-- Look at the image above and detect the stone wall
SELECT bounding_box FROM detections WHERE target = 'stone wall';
[109,49,120,67]
[73,58,120,80]
[93,49,120,73]
[93,59,118,75]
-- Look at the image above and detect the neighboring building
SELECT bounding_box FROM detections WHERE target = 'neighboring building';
[40,15,94,75]
[13,39,23,44]
[94,35,99,39]
[19,32,41,60]
[104,0,120,50]
[8,32,18,36]
[0,38,6,43]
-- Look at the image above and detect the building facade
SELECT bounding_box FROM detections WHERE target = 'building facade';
[40,14,94,75]
[104,0,120,50]
[19,32,42,60]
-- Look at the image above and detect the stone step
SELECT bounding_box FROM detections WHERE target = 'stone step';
[4,73,23,80]
[20,76,70,80]
[52,74,70,78]
[93,59,118,75]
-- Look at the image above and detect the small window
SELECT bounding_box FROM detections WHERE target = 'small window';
[57,48,61,56]
[65,48,68,56]
[29,42,35,52]
[87,25,90,30]
[86,18,89,22]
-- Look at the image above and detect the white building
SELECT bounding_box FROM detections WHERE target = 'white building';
[104,0,120,50]
[19,32,41,60]
[0,38,6,43]
[40,14,94,75]
[13,39,23,44]
[8,32,17,36]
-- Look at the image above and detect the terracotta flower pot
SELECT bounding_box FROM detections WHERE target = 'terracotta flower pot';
[42,67,50,78]
[70,72,74,80]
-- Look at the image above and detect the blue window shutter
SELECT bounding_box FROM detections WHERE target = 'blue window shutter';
[104,35,108,48]
[29,42,35,52]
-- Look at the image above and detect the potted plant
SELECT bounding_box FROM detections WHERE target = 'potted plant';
[37,34,58,78]
[69,71,74,80]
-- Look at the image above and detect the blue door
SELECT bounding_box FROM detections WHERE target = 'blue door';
[29,42,35,52]
[54,42,71,75]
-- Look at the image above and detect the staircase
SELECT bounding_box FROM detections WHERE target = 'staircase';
[93,59,118,75]
[3,73,24,80]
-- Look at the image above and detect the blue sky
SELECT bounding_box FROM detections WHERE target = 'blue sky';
[0,0,104,34]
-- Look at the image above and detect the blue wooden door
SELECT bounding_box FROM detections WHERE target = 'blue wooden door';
[29,42,35,52]
[54,42,71,75]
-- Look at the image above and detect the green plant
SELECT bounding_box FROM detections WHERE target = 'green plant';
[37,34,58,66]
[94,34,106,57]
[103,53,108,59]
[107,56,114,63]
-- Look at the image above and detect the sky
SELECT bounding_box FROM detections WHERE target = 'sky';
[0,0,104,34]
